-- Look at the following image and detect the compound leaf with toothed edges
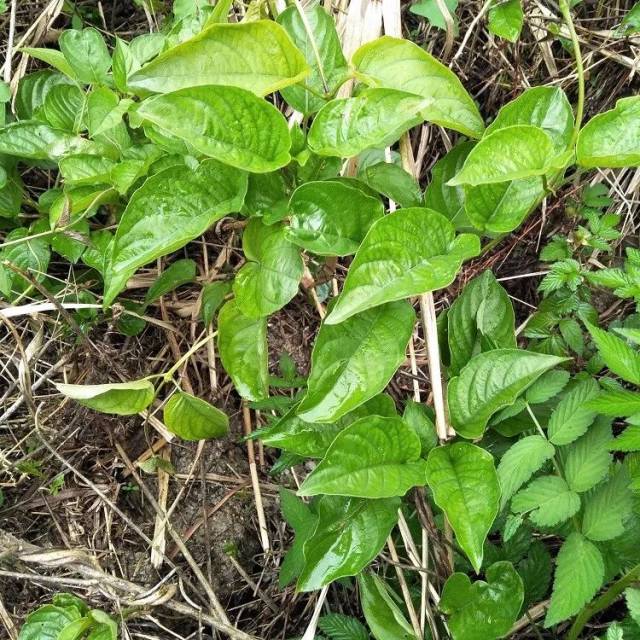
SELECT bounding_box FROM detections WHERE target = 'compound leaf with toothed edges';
[318,613,369,640]
[586,322,640,385]
[55,379,155,416]
[511,475,581,527]
[547,378,600,445]
[163,391,229,440]
[563,417,612,493]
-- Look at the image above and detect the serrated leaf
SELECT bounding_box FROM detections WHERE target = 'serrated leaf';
[298,416,427,498]
[525,369,570,404]
[318,614,369,640]
[297,301,415,423]
[59,28,111,84]
[488,0,524,42]
[448,349,566,439]
[128,21,309,96]
[163,391,228,440]
[511,475,580,527]
[610,425,640,452]
[352,36,484,138]
[587,322,640,385]
[325,208,480,324]
[426,442,500,572]
[363,162,423,208]
[55,379,155,416]
[547,378,600,445]
[217,299,268,401]
[518,541,552,607]
[297,495,399,591]
[563,417,613,492]
[625,588,640,626]
[544,532,604,627]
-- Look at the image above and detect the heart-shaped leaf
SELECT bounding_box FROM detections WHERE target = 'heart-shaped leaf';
[55,379,155,415]
[163,391,229,440]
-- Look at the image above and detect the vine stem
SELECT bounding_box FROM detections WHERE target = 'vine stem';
[559,0,585,142]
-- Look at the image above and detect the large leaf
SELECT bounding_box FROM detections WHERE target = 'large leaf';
[426,442,500,572]
[307,88,429,158]
[134,86,292,172]
[440,562,524,640]
[352,36,484,138]
[217,299,268,401]
[511,475,581,527]
[58,28,111,84]
[544,532,604,627]
[128,20,309,96]
[103,160,247,305]
[297,495,399,591]
[55,379,155,415]
[233,219,303,317]
[325,208,480,324]
[577,96,640,168]
[547,378,600,445]
[447,270,516,375]
[277,3,347,114]
[587,322,640,385]
[448,349,566,439]
[163,391,229,440]
[298,416,427,498]
[563,417,612,492]
[287,180,384,256]
[297,301,415,423]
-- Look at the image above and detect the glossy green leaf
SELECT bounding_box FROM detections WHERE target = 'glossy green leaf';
[145,259,197,304]
[59,155,115,186]
[426,442,500,572]
[447,270,516,375]
[55,379,155,415]
[217,299,268,401]
[587,322,640,385]
[298,416,427,498]
[525,369,570,404]
[128,21,309,96]
[0,228,50,298]
[85,87,131,154]
[307,88,429,158]
[200,281,231,327]
[18,604,82,640]
[163,390,228,440]
[325,208,480,324]
[547,378,600,445]
[403,400,438,455]
[243,171,288,220]
[42,84,85,132]
[440,561,524,640]
[448,349,566,439]
[103,160,247,305]
[488,0,524,42]
[297,301,415,423]
[20,47,78,81]
[135,86,291,172]
[287,180,384,256]
[564,417,612,492]
[362,162,423,208]
[59,28,111,84]
[577,97,640,168]
[233,219,303,317]
[297,495,399,591]
[352,36,484,138]
[15,69,72,120]
[410,0,459,32]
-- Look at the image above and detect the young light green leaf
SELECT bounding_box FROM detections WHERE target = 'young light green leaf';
[59,28,111,84]
[128,21,309,96]
[447,270,516,375]
[145,259,197,304]
[362,162,423,208]
[287,180,384,256]
[426,442,500,572]
[547,378,600,446]
[625,588,640,627]
[497,435,556,509]
[577,97,640,168]
[19,47,78,80]
[544,532,605,627]
[298,416,427,498]
[609,425,640,452]
[55,379,155,416]
[59,155,115,186]
[325,208,480,324]
[511,475,581,527]
[586,322,640,385]
[103,160,247,305]
[440,562,524,640]
[448,349,566,439]
[233,219,303,318]
[352,36,484,138]
[217,299,268,401]
[298,301,414,423]
[163,391,228,441]
[297,495,399,591]
[134,86,292,172]
[525,369,570,404]
[307,88,429,158]
[488,0,524,43]
[563,417,612,492]
[410,0,459,32]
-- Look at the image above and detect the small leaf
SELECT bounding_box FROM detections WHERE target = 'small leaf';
[163,391,228,440]
[145,259,197,304]
[518,541,553,607]
[317,614,369,640]
[42,84,85,132]
[59,28,111,84]
[625,588,640,626]
[511,475,581,527]
[410,0,459,32]
[525,369,570,404]
[201,281,231,327]
[20,48,78,80]
[610,425,640,452]
[55,379,155,415]
[488,0,524,43]
[586,322,640,385]
[563,417,612,492]
[547,378,600,445]
[403,400,438,455]
[363,162,422,208]
[426,442,500,572]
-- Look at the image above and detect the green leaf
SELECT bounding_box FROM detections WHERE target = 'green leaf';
[352,36,484,139]
[518,541,553,607]
[217,299,268,401]
[426,442,500,572]
[287,180,384,256]
[55,379,155,416]
[488,0,524,42]
[511,475,580,527]
[563,417,613,492]
[277,3,347,115]
[233,219,303,318]
[19,48,78,80]
[586,322,640,385]
[18,604,82,640]
[325,208,480,324]
[440,561,524,640]
[547,378,600,446]
[610,425,640,452]
[359,572,417,640]
[616,3,640,36]
[362,162,423,208]
[410,0,459,32]
[297,495,399,591]
[200,281,231,327]
[497,435,556,509]
[625,588,640,626]
[577,97,640,168]
[163,391,228,440]
[307,88,429,158]
[447,270,516,375]
[59,155,115,186]
[318,614,369,640]
[448,349,566,439]
[525,369,570,404]
[59,28,111,84]
[298,416,427,498]
[297,301,415,423]
[0,228,50,298]
[544,532,605,627]
[103,160,247,305]
[128,20,309,96]
[134,86,291,172]
[403,400,438,455]
[42,84,85,132]
[144,259,197,304]
[582,465,633,541]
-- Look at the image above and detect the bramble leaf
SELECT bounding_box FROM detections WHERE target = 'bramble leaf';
[563,417,612,492]
[547,378,600,446]
[511,475,581,527]
[586,322,640,385]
